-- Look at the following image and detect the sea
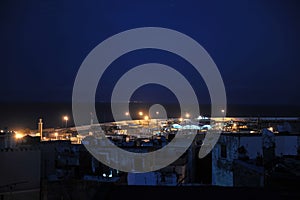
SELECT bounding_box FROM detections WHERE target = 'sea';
[1,102,300,130]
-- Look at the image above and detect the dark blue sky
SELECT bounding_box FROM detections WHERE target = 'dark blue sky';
[1,0,300,105]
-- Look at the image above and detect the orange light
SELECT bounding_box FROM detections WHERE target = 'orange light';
[15,132,23,139]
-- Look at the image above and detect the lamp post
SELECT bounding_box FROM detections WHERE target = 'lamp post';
[124,112,129,121]
[137,111,143,124]
[155,111,159,129]
[54,132,58,140]
[185,113,190,125]
[185,113,190,118]
[138,111,143,117]
[144,115,149,127]
[63,116,68,128]
[221,109,225,120]
[221,109,225,131]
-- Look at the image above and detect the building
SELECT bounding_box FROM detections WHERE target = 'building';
[0,148,41,200]
[0,129,16,149]
[212,128,300,187]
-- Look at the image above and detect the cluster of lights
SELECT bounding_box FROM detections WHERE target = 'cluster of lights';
[124,111,161,120]
[177,113,191,122]
[99,109,222,122]
[102,171,113,178]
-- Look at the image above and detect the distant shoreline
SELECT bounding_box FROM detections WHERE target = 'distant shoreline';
[1,102,299,130]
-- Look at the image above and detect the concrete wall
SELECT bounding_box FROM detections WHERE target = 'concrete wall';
[212,133,300,187]
[0,133,16,149]
[212,135,238,186]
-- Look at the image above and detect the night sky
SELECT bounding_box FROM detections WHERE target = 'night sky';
[1,0,300,106]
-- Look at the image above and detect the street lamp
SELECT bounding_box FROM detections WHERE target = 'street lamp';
[15,132,23,139]
[143,115,150,128]
[63,116,68,128]
[54,132,58,140]
[185,113,190,118]
[221,109,225,131]
[125,112,129,120]
[221,109,225,120]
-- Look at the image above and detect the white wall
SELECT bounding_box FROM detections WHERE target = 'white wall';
[211,136,238,186]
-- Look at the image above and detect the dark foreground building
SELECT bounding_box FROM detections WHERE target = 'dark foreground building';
[42,182,300,200]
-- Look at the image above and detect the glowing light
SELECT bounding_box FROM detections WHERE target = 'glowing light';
[125,112,129,116]
[54,132,58,140]
[15,132,23,139]
[185,113,190,118]
[179,118,183,122]
[144,116,149,120]
[268,127,274,132]
[155,111,159,115]
[138,111,143,116]
[63,116,69,127]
